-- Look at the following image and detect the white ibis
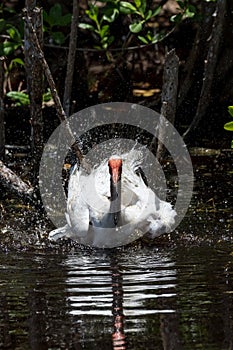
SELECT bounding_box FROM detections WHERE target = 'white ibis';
[49,150,176,247]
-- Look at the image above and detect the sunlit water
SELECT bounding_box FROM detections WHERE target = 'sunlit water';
[0,245,233,350]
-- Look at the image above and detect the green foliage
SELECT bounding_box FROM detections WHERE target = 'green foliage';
[1,3,72,52]
[228,106,233,118]
[224,121,233,131]
[6,91,30,106]
[224,106,233,148]
[171,0,198,23]
[43,3,71,45]
[0,1,220,103]
[171,0,217,24]
[6,89,53,107]
[78,0,162,49]
[0,2,24,55]
[0,22,23,56]
[42,89,53,103]
[79,3,114,50]
[79,0,215,49]
[7,57,24,71]
[0,1,218,55]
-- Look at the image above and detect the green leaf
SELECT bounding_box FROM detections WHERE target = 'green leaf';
[100,24,110,38]
[139,0,147,13]
[43,4,71,27]
[138,35,148,44]
[102,42,108,49]
[3,41,20,55]
[7,27,16,39]
[184,4,196,18]
[43,89,52,102]
[170,13,182,23]
[8,58,24,71]
[102,8,119,22]
[86,6,99,22]
[145,10,152,21]
[129,22,143,33]
[49,4,62,25]
[94,45,102,50]
[7,91,30,106]
[101,36,109,43]
[184,10,195,19]
[119,1,137,14]
[7,26,21,42]
[11,58,24,65]
[224,121,233,131]
[228,106,233,118]
[78,23,95,31]
[151,6,161,17]
[151,34,161,43]
[58,13,72,26]
[119,6,132,14]
[134,0,141,8]
[51,31,65,45]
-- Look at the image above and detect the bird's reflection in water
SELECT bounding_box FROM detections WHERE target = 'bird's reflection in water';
[110,255,126,349]
[64,248,180,349]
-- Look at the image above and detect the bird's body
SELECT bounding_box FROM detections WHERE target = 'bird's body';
[49,150,176,248]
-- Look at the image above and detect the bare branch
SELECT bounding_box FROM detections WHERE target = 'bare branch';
[63,0,79,116]
[156,49,179,160]
[0,57,5,159]
[183,0,226,139]
[0,160,33,202]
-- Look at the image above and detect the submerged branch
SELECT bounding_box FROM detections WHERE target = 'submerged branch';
[0,160,33,202]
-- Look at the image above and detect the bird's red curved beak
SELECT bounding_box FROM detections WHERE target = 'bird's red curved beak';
[108,158,122,184]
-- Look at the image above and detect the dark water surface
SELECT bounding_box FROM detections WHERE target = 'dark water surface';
[0,150,232,349]
[0,245,233,349]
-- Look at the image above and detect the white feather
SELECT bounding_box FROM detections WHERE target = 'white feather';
[49,150,176,246]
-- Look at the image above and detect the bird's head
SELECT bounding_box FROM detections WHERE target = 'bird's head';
[108,157,122,184]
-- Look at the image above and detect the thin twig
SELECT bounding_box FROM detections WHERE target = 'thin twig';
[63,0,79,116]
[0,57,5,159]
[43,26,176,53]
